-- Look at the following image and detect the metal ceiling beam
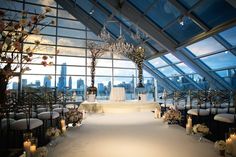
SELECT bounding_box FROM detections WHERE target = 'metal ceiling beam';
[101,0,178,50]
[168,0,209,32]
[161,56,202,90]
[101,0,231,90]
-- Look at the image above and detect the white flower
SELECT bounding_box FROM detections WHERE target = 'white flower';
[214,140,226,150]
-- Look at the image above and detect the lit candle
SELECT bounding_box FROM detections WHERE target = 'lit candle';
[187,117,192,128]
[30,144,36,153]
[61,119,65,127]
[158,111,161,119]
[23,140,31,157]
[186,124,191,135]
[230,133,236,156]
[154,108,158,119]
[62,126,66,133]
[82,109,85,119]
[226,137,232,154]
[23,140,31,150]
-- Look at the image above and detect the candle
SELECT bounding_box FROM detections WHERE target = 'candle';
[62,126,66,133]
[30,144,36,153]
[187,117,192,128]
[186,124,192,135]
[82,109,85,119]
[154,108,158,119]
[61,119,65,127]
[230,133,236,156]
[226,137,232,154]
[23,140,31,157]
[23,140,31,150]
[158,112,161,119]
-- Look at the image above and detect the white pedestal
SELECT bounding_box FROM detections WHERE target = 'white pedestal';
[109,87,125,101]
[139,94,147,102]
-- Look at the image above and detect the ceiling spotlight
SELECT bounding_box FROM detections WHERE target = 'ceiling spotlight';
[89,9,94,15]
[178,16,184,26]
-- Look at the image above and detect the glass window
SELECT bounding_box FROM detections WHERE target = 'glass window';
[143,69,152,77]
[57,47,85,56]
[58,9,76,20]
[87,67,112,76]
[58,19,86,30]
[200,51,236,70]
[164,53,180,63]
[146,0,180,28]
[0,0,23,10]
[87,31,102,41]
[113,60,135,68]
[25,35,56,45]
[158,66,180,77]
[40,26,56,35]
[24,65,55,75]
[25,0,57,7]
[147,40,164,51]
[219,26,236,46]
[186,37,225,56]
[94,77,112,100]
[148,57,168,68]
[178,0,200,9]
[176,63,195,74]
[25,4,56,16]
[128,0,154,13]
[22,74,56,88]
[114,69,136,77]
[57,65,85,75]
[96,59,112,67]
[192,0,236,28]
[165,17,203,43]
[56,76,85,91]
[23,44,55,55]
[58,28,86,38]
[57,56,85,66]
[113,77,136,100]
[58,37,86,47]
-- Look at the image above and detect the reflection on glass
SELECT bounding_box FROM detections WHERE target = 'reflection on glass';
[187,37,225,56]
[149,57,168,68]
[113,60,135,68]
[158,66,180,77]
[219,26,236,46]
[164,53,180,63]
[200,51,236,69]
[176,63,195,74]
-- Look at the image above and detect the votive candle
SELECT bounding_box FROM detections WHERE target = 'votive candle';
[30,144,36,153]
[230,133,236,156]
[226,137,232,154]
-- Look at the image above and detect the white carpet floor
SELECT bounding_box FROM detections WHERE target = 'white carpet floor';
[48,112,221,157]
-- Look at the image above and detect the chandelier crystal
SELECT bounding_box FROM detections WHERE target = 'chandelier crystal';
[99,24,134,54]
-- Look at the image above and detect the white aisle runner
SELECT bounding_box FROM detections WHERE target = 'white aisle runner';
[49,112,221,157]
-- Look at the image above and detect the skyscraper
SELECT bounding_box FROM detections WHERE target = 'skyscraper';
[69,76,72,90]
[22,79,27,87]
[44,75,51,88]
[77,78,84,95]
[58,63,67,91]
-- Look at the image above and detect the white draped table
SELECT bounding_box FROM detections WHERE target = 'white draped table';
[109,87,125,101]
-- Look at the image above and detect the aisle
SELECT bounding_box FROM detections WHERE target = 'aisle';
[49,112,220,157]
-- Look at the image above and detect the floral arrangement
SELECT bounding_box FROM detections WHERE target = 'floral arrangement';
[45,127,61,139]
[65,108,83,126]
[163,108,181,123]
[0,7,55,107]
[192,124,210,134]
[214,140,226,151]
[35,146,48,157]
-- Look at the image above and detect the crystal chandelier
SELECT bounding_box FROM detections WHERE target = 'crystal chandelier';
[99,24,134,54]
